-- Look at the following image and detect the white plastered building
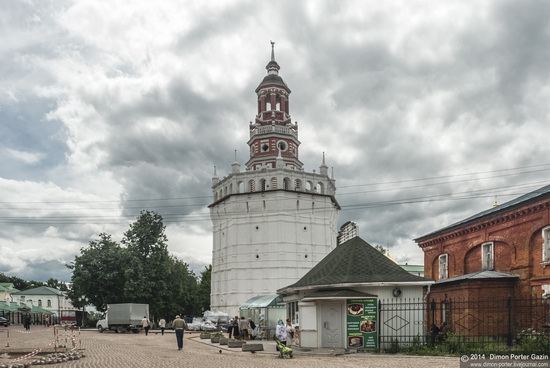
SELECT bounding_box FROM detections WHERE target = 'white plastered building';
[209,44,340,316]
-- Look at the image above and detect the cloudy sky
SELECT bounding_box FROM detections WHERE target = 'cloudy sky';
[2,0,550,283]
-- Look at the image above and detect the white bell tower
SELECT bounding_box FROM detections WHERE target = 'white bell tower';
[209,42,340,316]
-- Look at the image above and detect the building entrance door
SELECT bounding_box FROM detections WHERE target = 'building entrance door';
[320,302,342,348]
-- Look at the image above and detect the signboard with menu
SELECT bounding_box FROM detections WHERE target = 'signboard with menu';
[346,298,378,350]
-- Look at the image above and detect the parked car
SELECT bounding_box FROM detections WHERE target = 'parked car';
[0,317,10,327]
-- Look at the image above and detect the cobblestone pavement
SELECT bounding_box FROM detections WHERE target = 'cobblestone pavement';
[1,326,459,368]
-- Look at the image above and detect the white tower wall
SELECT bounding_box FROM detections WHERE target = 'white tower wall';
[209,44,339,316]
[210,189,338,316]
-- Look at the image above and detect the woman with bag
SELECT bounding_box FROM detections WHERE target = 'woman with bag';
[285,318,294,346]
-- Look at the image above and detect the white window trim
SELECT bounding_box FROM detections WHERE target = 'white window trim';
[481,242,494,271]
[438,254,448,280]
[542,226,550,266]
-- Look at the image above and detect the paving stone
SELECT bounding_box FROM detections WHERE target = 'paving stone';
[0,325,459,368]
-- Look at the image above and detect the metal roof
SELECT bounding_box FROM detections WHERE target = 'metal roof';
[239,295,283,309]
[11,286,65,296]
[434,270,519,285]
[416,183,550,241]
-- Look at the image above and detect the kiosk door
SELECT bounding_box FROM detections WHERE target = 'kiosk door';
[320,303,342,348]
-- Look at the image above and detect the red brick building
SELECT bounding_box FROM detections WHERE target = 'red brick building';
[415,184,550,335]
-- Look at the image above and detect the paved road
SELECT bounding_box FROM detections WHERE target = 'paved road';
[1,327,459,368]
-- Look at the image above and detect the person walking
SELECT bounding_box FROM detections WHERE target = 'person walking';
[285,318,294,346]
[248,319,256,340]
[172,315,188,350]
[159,318,166,335]
[227,317,234,338]
[141,316,151,336]
[275,319,287,349]
[24,315,31,330]
[239,316,249,340]
[232,316,239,340]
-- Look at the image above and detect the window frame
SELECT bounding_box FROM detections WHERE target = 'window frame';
[481,242,494,271]
[542,226,550,265]
[438,254,448,280]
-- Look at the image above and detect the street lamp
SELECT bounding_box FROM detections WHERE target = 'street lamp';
[78,295,88,327]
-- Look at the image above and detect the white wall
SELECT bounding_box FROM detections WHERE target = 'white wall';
[210,188,339,316]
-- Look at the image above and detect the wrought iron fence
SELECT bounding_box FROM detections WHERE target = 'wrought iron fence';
[378,296,550,353]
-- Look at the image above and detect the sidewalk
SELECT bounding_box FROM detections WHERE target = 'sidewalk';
[1,327,460,368]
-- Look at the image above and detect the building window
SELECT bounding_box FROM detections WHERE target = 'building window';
[288,301,299,326]
[38,299,42,307]
[441,300,451,324]
[47,300,52,307]
[482,242,494,270]
[543,226,550,264]
[438,254,448,280]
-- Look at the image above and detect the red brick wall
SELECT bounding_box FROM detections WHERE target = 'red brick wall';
[418,197,550,300]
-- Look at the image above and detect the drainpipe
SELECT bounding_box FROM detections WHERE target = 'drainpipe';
[424,284,431,303]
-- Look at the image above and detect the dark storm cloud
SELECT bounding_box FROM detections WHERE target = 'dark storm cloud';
[2,0,550,283]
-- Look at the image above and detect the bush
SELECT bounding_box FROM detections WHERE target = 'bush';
[516,329,550,355]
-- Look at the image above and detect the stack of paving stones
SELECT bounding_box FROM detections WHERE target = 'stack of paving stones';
[0,351,84,367]
[30,351,85,365]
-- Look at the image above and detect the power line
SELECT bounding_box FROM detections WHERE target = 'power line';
[0,179,546,225]
[1,163,548,206]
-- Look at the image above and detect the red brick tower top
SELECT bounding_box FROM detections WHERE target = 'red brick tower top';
[246,41,303,171]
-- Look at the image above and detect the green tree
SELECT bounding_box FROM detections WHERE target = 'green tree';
[197,265,211,313]
[46,278,68,291]
[121,211,180,319]
[68,211,202,318]
[168,258,198,317]
[0,273,44,291]
[68,233,129,311]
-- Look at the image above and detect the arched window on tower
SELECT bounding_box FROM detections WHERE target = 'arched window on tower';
[316,182,325,194]
[305,181,313,192]
[248,180,256,192]
[294,179,302,191]
[283,178,291,190]
[271,177,278,189]
[260,179,267,191]
[237,181,244,194]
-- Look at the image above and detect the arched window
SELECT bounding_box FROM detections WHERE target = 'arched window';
[294,179,302,190]
[438,254,448,280]
[38,299,42,307]
[47,300,52,307]
[283,178,291,190]
[248,180,256,192]
[481,242,494,270]
[271,177,278,189]
[542,226,550,263]
[260,179,267,191]
[316,182,325,194]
